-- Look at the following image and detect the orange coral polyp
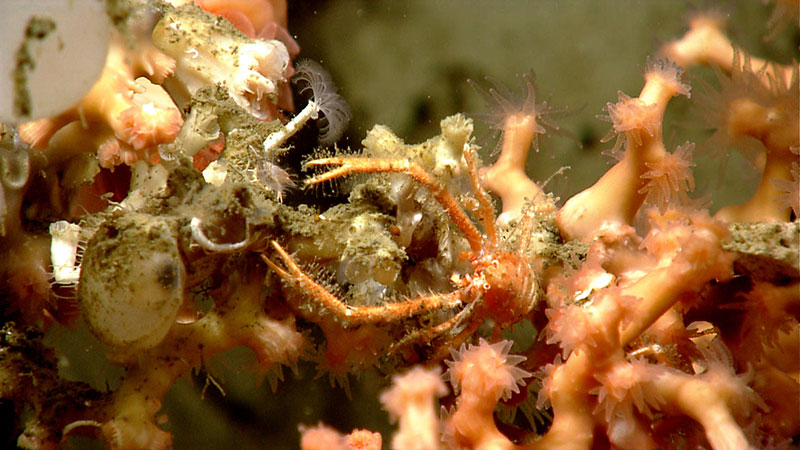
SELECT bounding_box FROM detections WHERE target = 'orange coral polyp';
[505,112,545,142]
[446,339,529,401]
[592,357,657,422]
[197,0,287,31]
[639,142,696,208]
[118,102,182,152]
[17,30,181,168]
[605,94,660,145]
[483,111,549,225]
[661,13,734,70]
[726,98,769,140]
[379,367,446,450]
[643,58,691,99]
[443,339,531,450]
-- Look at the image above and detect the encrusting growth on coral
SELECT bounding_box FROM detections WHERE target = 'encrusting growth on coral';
[98,266,305,449]
[152,4,291,120]
[0,2,797,450]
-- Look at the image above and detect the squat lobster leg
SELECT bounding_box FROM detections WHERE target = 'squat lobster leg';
[263,240,463,327]
[306,156,485,253]
[266,139,542,361]
[388,301,483,357]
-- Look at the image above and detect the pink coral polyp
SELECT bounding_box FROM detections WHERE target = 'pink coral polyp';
[445,338,530,401]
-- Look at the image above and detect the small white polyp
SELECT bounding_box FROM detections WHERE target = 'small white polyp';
[49,220,82,285]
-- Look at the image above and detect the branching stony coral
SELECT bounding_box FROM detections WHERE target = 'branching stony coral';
[557,58,692,242]
[470,71,570,226]
[699,51,798,222]
[0,1,798,449]
[662,12,799,223]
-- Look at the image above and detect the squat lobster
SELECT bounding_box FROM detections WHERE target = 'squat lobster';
[262,141,542,358]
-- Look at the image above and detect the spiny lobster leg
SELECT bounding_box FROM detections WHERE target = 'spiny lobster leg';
[263,240,462,327]
[305,157,484,253]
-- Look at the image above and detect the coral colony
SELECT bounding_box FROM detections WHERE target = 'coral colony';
[0,1,798,449]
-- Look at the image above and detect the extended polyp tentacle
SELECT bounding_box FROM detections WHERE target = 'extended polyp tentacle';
[305,157,484,252]
[263,241,462,327]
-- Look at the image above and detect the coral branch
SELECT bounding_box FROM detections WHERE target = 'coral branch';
[556,59,691,241]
